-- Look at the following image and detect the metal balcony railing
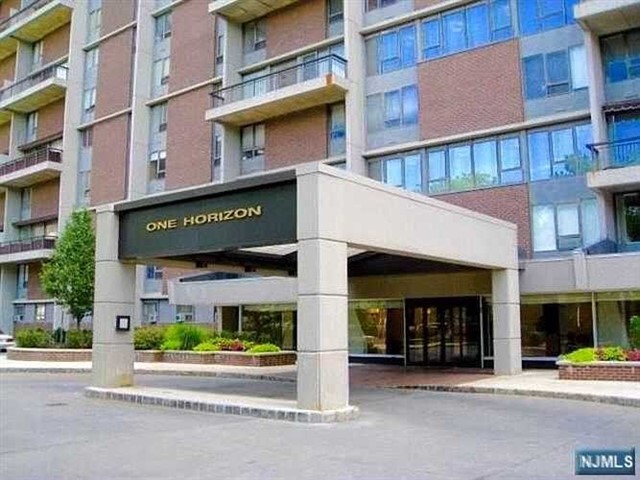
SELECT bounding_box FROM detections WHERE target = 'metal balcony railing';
[0,235,55,255]
[211,54,347,108]
[0,147,62,177]
[0,62,68,103]
[0,0,54,34]
[587,137,640,170]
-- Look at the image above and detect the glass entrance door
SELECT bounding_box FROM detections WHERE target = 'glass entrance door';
[406,297,482,367]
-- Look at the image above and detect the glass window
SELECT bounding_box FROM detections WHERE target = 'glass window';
[490,0,513,40]
[16,264,28,299]
[449,145,472,190]
[518,0,574,36]
[327,0,343,27]
[241,123,265,174]
[500,137,523,183]
[243,19,266,52]
[25,112,38,143]
[556,203,579,236]
[35,304,46,323]
[618,192,640,244]
[329,103,346,156]
[596,293,640,348]
[602,29,640,83]
[569,45,588,89]
[532,205,556,252]
[443,10,466,54]
[404,154,422,192]
[467,3,489,48]
[366,0,398,11]
[379,31,400,73]
[155,12,172,41]
[428,150,447,193]
[422,19,441,59]
[523,55,545,99]
[241,304,297,350]
[401,85,418,125]
[385,158,403,187]
[546,51,570,95]
[349,300,404,356]
[473,140,498,186]
[399,25,417,68]
[551,128,574,176]
[384,90,401,128]
[528,124,592,181]
[581,199,599,247]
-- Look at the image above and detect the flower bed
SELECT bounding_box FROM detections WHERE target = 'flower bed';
[8,347,296,367]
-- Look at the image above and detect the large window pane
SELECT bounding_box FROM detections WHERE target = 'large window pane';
[380,31,399,73]
[384,90,401,128]
[404,154,422,192]
[500,137,523,183]
[581,199,599,247]
[569,45,588,89]
[467,3,489,48]
[449,145,472,190]
[473,140,498,186]
[399,25,417,68]
[443,11,466,54]
[546,51,570,95]
[490,0,513,40]
[428,150,447,193]
[402,85,419,125]
[551,128,573,176]
[529,131,551,180]
[556,204,579,236]
[540,0,564,31]
[241,304,296,350]
[523,55,546,99]
[422,19,442,59]
[349,300,405,356]
[533,205,556,251]
[385,158,403,187]
[620,192,640,243]
[518,0,540,36]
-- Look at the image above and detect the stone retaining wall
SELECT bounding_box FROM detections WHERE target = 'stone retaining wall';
[8,348,296,367]
[557,361,640,382]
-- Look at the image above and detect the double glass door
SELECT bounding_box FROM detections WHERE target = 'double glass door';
[406,297,482,367]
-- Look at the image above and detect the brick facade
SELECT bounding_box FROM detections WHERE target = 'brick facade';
[265,106,328,170]
[558,362,640,382]
[90,114,129,205]
[42,23,70,65]
[0,54,15,85]
[419,40,524,140]
[35,98,65,142]
[169,0,215,93]
[266,0,326,58]
[95,29,133,118]
[165,87,212,189]
[30,178,60,219]
[0,0,20,21]
[101,0,135,35]
[434,184,531,257]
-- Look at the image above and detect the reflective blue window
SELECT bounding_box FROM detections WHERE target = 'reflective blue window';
[379,31,400,73]
[399,25,417,68]
[402,85,419,125]
[490,0,512,40]
[602,30,640,84]
[528,131,551,181]
[404,154,422,192]
[528,124,593,180]
[443,11,466,54]
[377,26,416,74]
[518,0,575,36]
[384,90,401,128]
[422,19,442,59]
[467,3,489,48]
[546,51,570,95]
[540,0,564,31]
[523,55,545,99]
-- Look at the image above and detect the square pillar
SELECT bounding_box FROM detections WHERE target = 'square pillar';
[491,268,522,375]
[296,238,349,411]
[91,206,136,388]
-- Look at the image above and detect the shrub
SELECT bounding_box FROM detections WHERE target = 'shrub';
[247,343,281,354]
[159,339,181,351]
[596,346,627,361]
[217,338,247,351]
[562,348,596,363]
[134,326,166,350]
[630,315,640,349]
[626,349,640,362]
[164,324,210,351]
[219,330,255,342]
[15,328,52,348]
[193,342,220,352]
[65,330,92,349]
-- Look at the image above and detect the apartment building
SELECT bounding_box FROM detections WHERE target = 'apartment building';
[0,0,638,370]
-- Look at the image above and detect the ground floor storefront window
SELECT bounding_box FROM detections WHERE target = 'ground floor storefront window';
[240,304,296,350]
[521,294,594,358]
[348,300,404,357]
[595,292,640,348]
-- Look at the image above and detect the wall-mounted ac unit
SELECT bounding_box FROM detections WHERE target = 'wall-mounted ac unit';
[175,313,193,323]
[148,314,158,324]
[13,314,24,322]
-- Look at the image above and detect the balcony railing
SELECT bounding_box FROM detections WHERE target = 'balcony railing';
[588,137,640,170]
[0,147,62,177]
[211,55,347,108]
[0,0,53,34]
[0,62,68,103]
[0,236,55,255]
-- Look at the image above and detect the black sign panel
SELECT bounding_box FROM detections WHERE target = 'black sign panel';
[118,180,296,260]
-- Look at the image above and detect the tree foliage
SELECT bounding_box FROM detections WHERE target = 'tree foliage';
[41,210,95,329]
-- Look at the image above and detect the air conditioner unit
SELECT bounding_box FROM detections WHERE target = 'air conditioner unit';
[175,313,193,323]
[13,314,23,322]
[148,314,158,324]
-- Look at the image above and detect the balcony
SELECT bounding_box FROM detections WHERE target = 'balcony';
[0,236,55,264]
[587,137,640,191]
[0,147,62,188]
[0,62,67,114]
[574,0,640,35]
[0,0,72,61]
[208,0,298,23]
[206,55,348,127]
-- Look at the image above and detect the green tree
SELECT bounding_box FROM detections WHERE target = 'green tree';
[41,210,95,330]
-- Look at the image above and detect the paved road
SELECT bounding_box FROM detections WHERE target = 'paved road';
[1,373,639,480]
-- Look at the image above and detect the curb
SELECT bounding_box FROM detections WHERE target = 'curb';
[0,367,295,383]
[393,384,640,408]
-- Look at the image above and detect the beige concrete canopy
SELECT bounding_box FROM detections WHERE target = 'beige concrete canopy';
[91,162,522,416]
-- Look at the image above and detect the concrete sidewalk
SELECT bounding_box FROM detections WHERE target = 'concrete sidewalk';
[2,355,639,407]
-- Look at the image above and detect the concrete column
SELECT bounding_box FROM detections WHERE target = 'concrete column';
[343,0,366,175]
[220,19,243,182]
[296,238,349,411]
[491,268,522,375]
[584,29,606,146]
[91,205,135,388]
[0,265,17,334]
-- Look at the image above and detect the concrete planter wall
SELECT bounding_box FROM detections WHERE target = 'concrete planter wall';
[8,347,296,367]
[557,360,640,382]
